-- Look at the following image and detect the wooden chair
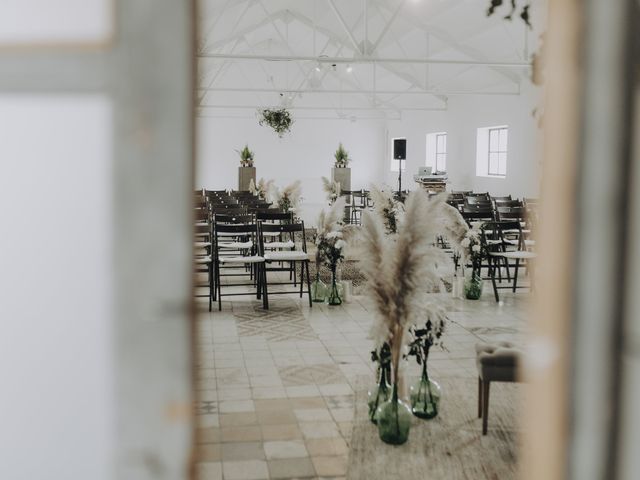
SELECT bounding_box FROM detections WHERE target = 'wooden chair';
[258,222,312,308]
[214,222,266,311]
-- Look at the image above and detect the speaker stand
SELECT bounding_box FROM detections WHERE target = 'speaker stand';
[397,160,404,201]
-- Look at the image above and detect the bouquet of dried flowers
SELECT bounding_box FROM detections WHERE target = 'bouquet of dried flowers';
[359,191,454,390]
[273,180,302,219]
[370,185,404,234]
[314,197,347,272]
[321,176,342,204]
[250,177,274,202]
[460,224,486,274]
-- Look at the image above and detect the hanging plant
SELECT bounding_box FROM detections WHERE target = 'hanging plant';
[258,108,293,138]
[236,144,254,167]
[334,143,350,168]
[486,0,532,29]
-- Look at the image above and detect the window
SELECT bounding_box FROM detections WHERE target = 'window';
[426,132,447,172]
[476,125,508,178]
[390,136,406,172]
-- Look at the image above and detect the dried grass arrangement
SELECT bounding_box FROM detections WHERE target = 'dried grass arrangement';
[250,177,274,202]
[358,190,466,387]
[370,185,404,234]
[273,180,302,217]
[321,176,342,204]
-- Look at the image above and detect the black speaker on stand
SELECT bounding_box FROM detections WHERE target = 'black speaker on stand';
[393,138,407,200]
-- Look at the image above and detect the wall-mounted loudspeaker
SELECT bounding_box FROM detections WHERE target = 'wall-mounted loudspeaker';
[393,138,406,160]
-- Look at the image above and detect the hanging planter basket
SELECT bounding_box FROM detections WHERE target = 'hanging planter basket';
[258,108,294,138]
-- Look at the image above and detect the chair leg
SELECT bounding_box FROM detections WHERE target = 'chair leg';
[304,261,312,308]
[478,377,483,418]
[217,262,222,311]
[208,263,213,312]
[491,259,500,302]
[261,264,269,310]
[482,380,490,435]
[256,263,262,300]
[299,261,304,298]
[513,258,520,292]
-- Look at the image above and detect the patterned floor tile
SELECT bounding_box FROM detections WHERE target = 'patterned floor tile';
[278,364,347,387]
[235,304,318,341]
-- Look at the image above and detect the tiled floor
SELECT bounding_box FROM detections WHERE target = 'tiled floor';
[195,276,529,480]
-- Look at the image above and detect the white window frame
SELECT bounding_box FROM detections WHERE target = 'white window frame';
[426,132,447,172]
[476,125,508,178]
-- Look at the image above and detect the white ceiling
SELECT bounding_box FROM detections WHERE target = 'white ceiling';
[197,0,542,119]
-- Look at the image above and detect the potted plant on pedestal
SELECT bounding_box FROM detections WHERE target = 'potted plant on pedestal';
[237,144,256,191]
[331,143,352,192]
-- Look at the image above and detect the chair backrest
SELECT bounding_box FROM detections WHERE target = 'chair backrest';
[465,196,493,207]
[461,209,495,224]
[214,222,258,236]
[258,222,307,253]
[496,206,526,222]
[256,211,293,222]
[481,221,525,250]
[210,205,246,214]
[494,199,522,208]
[214,213,254,224]
[465,192,490,199]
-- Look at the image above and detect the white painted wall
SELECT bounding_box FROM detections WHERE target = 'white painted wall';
[197,87,542,226]
[384,87,541,198]
[197,117,387,224]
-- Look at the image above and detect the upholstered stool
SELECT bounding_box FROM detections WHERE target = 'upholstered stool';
[475,341,522,435]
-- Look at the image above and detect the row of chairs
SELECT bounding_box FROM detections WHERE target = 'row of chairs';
[194,209,311,311]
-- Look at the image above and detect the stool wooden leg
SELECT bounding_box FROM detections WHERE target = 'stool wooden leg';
[478,377,483,418]
[482,380,490,435]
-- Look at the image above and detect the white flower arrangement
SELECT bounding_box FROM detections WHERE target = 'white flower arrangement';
[315,197,348,272]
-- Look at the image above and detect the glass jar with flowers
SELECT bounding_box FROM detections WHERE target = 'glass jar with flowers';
[406,314,447,419]
[368,342,392,424]
[314,198,347,305]
[460,225,485,300]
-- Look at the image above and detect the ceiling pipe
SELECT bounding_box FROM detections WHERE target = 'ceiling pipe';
[198,52,531,68]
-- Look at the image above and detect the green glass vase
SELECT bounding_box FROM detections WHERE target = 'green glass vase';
[376,384,412,445]
[367,367,391,424]
[409,363,441,419]
[326,268,342,306]
[464,271,483,300]
[310,272,327,303]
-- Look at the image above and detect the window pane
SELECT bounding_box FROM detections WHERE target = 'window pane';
[488,152,499,174]
[442,135,447,153]
[0,95,113,480]
[499,152,507,175]
[436,135,444,152]
[489,129,500,151]
[0,0,112,45]
[499,128,508,152]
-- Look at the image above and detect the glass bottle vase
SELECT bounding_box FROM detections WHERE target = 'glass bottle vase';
[464,270,483,300]
[409,363,442,419]
[367,367,391,424]
[376,383,412,445]
[326,268,342,305]
[310,272,327,303]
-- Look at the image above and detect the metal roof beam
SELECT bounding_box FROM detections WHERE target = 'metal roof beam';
[326,0,364,55]
[197,52,531,68]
